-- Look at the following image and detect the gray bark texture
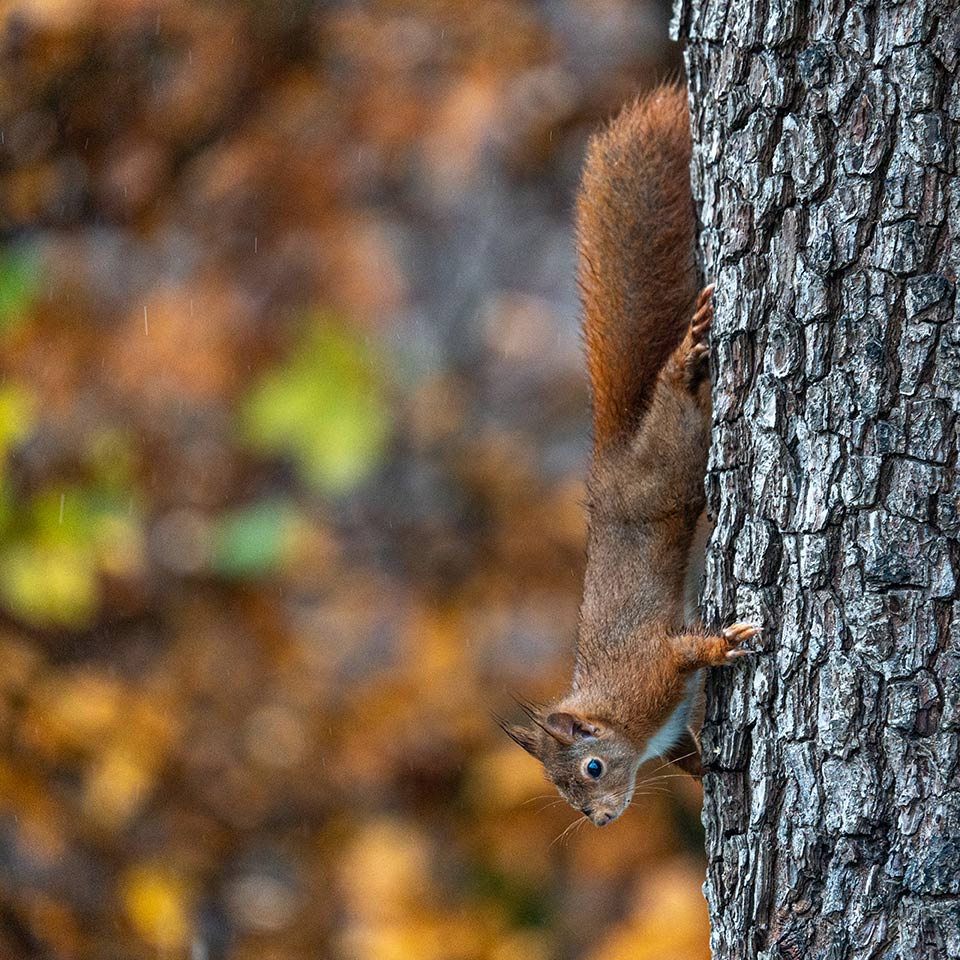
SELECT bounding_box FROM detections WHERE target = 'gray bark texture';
[672,2,960,958]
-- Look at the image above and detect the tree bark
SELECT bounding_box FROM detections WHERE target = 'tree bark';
[673,2,960,957]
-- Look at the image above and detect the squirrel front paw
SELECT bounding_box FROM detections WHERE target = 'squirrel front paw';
[677,620,760,670]
[720,621,760,661]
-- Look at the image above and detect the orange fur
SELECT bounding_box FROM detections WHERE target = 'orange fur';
[502,86,759,827]
[576,84,698,453]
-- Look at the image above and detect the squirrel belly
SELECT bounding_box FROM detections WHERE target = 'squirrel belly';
[638,670,703,765]
[500,86,759,827]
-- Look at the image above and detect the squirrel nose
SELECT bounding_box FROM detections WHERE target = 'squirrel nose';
[584,807,614,826]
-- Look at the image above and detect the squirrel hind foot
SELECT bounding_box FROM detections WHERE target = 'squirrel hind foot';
[667,283,714,394]
[684,342,710,387]
[689,284,714,342]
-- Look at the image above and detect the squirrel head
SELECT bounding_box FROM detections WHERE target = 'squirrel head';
[500,701,642,827]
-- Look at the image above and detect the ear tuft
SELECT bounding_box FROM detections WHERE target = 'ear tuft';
[495,715,541,758]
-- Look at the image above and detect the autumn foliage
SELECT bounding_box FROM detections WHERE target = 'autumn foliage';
[0,1,711,957]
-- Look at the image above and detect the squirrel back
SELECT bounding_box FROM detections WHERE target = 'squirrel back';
[576,84,698,453]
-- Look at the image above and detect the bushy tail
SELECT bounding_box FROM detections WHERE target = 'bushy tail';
[576,84,699,454]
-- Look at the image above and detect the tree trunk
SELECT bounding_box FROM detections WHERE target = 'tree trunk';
[673,2,960,957]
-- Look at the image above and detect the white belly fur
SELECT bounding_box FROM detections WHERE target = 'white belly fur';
[683,509,712,627]
[640,670,703,763]
[640,512,712,764]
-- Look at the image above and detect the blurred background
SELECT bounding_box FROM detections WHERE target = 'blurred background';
[0,1,710,957]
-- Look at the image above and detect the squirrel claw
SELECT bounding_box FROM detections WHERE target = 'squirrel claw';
[689,285,714,343]
[722,622,761,654]
[671,284,714,394]
[714,621,760,665]
[666,284,714,392]
[682,622,760,669]
[681,336,711,393]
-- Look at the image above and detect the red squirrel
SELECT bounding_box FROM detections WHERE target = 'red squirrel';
[501,85,759,827]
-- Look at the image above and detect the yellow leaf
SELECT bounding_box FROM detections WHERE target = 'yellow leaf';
[122,865,192,951]
[340,819,432,922]
[0,383,35,468]
[0,542,98,629]
[85,746,154,830]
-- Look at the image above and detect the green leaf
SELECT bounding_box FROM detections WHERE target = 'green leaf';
[240,319,390,494]
[0,484,145,629]
[31,486,96,546]
[0,245,42,335]
[210,499,298,578]
[0,479,14,542]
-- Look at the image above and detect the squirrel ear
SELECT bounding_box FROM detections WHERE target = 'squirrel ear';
[545,712,603,743]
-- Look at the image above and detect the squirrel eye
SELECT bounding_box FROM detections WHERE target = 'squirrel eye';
[585,758,603,779]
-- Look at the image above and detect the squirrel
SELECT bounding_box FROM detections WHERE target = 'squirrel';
[500,84,759,827]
